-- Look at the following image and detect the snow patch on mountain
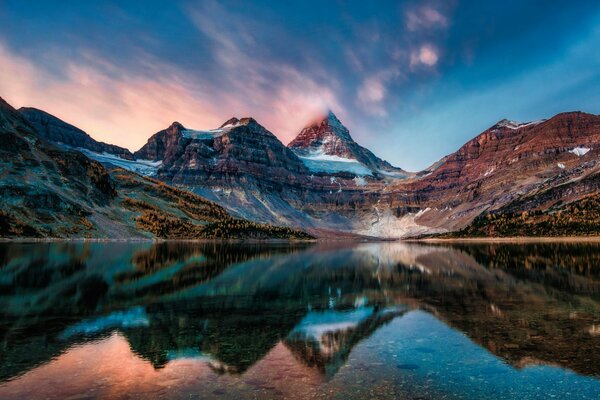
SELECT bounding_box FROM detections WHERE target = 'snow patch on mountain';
[288,307,375,348]
[495,119,546,130]
[77,148,162,176]
[59,306,149,339]
[377,169,411,179]
[182,120,241,140]
[359,207,445,239]
[182,128,225,139]
[569,147,591,157]
[298,152,372,176]
[353,176,368,186]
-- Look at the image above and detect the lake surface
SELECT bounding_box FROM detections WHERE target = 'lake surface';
[0,241,599,399]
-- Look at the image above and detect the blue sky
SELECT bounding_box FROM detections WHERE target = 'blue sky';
[1,0,599,170]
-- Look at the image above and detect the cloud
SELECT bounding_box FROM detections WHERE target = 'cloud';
[405,6,448,32]
[185,1,346,142]
[356,68,402,116]
[0,43,225,151]
[357,76,387,116]
[0,8,345,149]
[410,44,439,68]
[0,0,454,153]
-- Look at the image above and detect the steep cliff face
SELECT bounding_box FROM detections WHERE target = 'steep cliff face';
[19,107,133,159]
[133,122,188,162]
[159,117,311,185]
[288,111,408,177]
[379,112,600,235]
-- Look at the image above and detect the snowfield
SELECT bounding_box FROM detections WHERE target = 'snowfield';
[569,147,591,157]
[76,148,162,176]
[182,121,240,140]
[496,119,546,130]
[298,153,373,176]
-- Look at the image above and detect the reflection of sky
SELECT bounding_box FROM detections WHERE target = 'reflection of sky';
[9,309,598,399]
[59,306,149,340]
[334,310,600,399]
[165,348,214,363]
[289,307,375,345]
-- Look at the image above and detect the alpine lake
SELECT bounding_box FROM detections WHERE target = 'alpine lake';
[1,240,599,399]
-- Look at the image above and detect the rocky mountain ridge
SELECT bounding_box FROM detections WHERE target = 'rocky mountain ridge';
[0,97,311,240]
[20,107,134,159]
[6,95,600,239]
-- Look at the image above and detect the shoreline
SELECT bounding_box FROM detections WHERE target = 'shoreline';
[406,236,600,243]
[2,235,600,244]
[0,237,320,244]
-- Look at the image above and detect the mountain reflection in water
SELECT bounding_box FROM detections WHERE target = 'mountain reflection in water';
[0,241,599,399]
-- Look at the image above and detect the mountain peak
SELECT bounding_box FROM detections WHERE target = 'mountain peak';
[287,110,404,175]
[298,110,353,143]
[325,109,342,126]
[168,121,186,131]
[238,117,258,126]
[219,117,240,128]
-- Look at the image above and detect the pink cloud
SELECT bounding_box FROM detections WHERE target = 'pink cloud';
[405,6,448,32]
[410,45,439,68]
[357,77,386,116]
[0,38,345,150]
[355,68,403,116]
[0,44,225,151]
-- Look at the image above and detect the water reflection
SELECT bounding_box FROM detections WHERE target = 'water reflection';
[0,241,599,399]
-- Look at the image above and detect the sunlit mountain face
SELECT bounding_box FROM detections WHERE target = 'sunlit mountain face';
[1,241,599,399]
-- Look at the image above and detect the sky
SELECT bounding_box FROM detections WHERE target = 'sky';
[1,1,599,171]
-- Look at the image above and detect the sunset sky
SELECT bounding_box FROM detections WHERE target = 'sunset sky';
[1,1,599,170]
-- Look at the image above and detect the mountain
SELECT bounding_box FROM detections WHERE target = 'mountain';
[4,94,600,239]
[288,111,409,178]
[20,107,134,159]
[381,112,600,236]
[131,116,377,232]
[0,97,311,240]
[137,117,310,184]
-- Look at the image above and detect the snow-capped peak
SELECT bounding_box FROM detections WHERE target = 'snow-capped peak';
[181,118,242,140]
[494,118,546,130]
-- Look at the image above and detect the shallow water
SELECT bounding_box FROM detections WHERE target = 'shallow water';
[0,241,599,399]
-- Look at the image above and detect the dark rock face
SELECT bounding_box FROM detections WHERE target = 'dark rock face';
[134,122,187,161]
[19,107,133,159]
[148,118,313,186]
[288,111,405,174]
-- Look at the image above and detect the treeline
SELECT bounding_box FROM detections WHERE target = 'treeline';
[450,194,600,237]
[123,197,312,240]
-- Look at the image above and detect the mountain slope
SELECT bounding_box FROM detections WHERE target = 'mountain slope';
[20,107,134,159]
[5,95,600,239]
[382,112,600,236]
[0,97,311,240]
